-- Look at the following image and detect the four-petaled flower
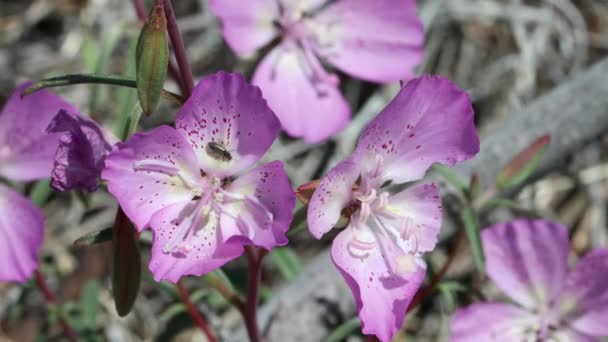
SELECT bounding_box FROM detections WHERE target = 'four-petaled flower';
[102,72,295,282]
[209,0,424,143]
[308,76,480,341]
[452,219,608,341]
[0,82,81,282]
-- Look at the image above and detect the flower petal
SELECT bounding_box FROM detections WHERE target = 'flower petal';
[385,182,442,253]
[355,76,479,184]
[0,184,44,282]
[557,248,608,337]
[451,302,538,342]
[208,0,279,55]
[221,161,295,249]
[313,0,423,82]
[148,202,244,282]
[102,126,201,230]
[482,219,570,310]
[46,110,115,192]
[252,45,350,143]
[331,226,426,342]
[0,82,80,181]
[175,72,281,178]
[308,160,359,239]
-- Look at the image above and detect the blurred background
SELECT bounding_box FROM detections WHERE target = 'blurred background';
[1,0,608,341]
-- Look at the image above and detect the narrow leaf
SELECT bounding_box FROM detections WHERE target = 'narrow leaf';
[432,164,468,195]
[112,208,142,317]
[270,248,303,281]
[73,227,113,248]
[461,206,485,276]
[497,135,551,190]
[79,280,101,329]
[325,317,362,342]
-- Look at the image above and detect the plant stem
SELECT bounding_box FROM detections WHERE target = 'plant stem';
[406,231,465,312]
[243,247,265,342]
[176,282,217,342]
[24,74,184,105]
[163,0,194,97]
[34,270,78,342]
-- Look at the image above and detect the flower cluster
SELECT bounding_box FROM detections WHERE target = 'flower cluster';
[5,1,605,342]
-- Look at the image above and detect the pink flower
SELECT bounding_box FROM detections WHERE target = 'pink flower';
[102,72,295,282]
[0,82,80,282]
[46,110,118,192]
[209,0,424,143]
[308,76,479,341]
[452,219,608,341]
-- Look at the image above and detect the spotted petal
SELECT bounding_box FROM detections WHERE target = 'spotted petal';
[355,76,479,184]
[331,225,426,342]
[314,0,424,82]
[253,45,350,143]
[102,126,201,231]
[482,219,570,310]
[451,302,538,342]
[0,82,80,181]
[221,161,295,249]
[308,160,359,239]
[148,202,244,282]
[0,184,44,282]
[175,72,281,178]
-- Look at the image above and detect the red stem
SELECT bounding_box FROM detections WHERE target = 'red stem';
[176,282,217,342]
[132,0,188,95]
[163,0,194,97]
[407,232,465,312]
[34,270,78,342]
[243,247,265,342]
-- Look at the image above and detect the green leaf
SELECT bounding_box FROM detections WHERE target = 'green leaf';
[73,227,113,248]
[90,26,123,114]
[112,209,142,317]
[461,206,485,276]
[483,198,521,210]
[135,0,169,115]
[437,281,467,312]
[325,317,361,342]
[270,247,303,281]
[79,280,101,329]
[497,135,551,190]
[432,164,468,195]
[114,36,139,138]
[29,180,52,206]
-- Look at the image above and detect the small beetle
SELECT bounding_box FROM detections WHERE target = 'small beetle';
[206,141,232,162]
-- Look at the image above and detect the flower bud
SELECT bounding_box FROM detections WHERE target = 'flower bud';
[136,0,169,115]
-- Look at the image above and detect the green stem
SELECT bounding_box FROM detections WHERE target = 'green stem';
[23,74,184,105]
[325,317,362,342]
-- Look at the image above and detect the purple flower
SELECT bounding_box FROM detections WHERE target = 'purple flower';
[452,219,608,341]
[308,76,479,341]
[0,82,79,282]
[209,0,424,143]
[46,110,118,192]
[102,72,295,282]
